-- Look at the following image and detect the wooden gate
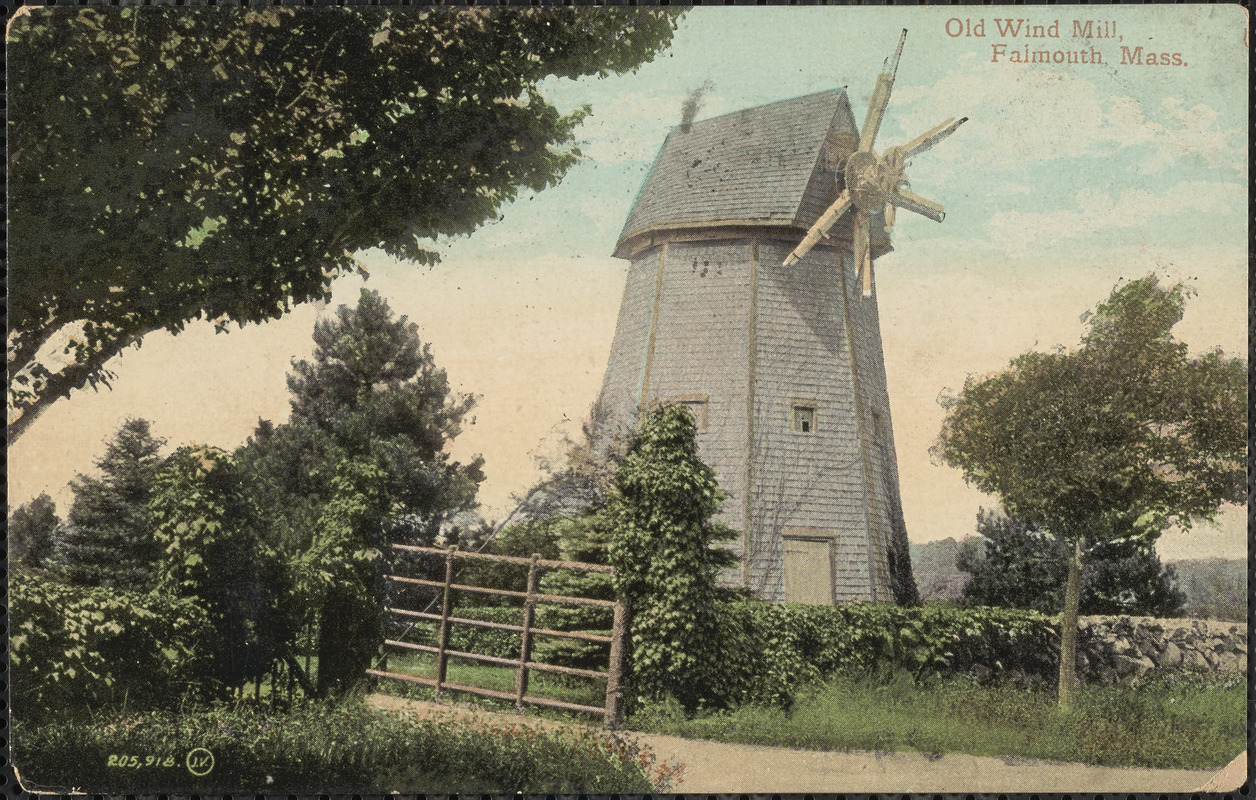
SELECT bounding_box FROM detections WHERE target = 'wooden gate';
[366,544,627,728]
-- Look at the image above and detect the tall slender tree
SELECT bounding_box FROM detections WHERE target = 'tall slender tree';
[54,418,167,591]
[935,276,1244,704]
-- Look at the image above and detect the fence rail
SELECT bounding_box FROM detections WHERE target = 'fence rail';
[370,544,626,727]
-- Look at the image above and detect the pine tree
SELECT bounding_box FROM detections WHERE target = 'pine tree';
[54,418,166,590]
[238,289,485,695]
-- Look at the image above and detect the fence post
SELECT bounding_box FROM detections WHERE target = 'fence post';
[604,599,627,729]
[515,553,541,713]
[434,544,457,700]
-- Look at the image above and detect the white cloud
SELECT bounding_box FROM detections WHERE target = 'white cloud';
[892,64,1244,176]
[987,180,1244,255]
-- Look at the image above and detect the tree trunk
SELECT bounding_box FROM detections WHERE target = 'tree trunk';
[1057,537,1084,706]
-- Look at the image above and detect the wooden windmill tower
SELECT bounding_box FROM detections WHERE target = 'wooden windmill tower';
[595,31,965,604]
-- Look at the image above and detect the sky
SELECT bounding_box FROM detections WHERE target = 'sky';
[10,6,1249,560]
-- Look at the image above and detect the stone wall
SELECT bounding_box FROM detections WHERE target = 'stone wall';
[1078,615,1247,683]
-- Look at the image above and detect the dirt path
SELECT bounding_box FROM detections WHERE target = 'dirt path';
[368,694,1230,792]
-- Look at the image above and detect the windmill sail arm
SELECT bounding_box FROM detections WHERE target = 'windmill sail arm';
[899,117,968,160]
[889,188,945,222]
[783,191,853,266]
[859,29,908,152]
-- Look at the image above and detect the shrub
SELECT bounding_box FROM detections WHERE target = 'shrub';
[14,700,668,792]
[712,600,1058,708]
[389,605,525,660]
[10,573,219,722]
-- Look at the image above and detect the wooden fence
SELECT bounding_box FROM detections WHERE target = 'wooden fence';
[366,544,627,728]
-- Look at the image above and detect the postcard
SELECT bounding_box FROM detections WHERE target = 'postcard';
[7,4,1247,794]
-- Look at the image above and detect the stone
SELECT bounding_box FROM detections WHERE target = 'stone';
[1158,643,1184,668]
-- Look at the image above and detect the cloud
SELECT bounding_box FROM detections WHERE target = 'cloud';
[987,180,1244,255]
[892,64,1244,176]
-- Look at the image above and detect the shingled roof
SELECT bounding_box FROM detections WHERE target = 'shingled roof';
[614,89,861,258]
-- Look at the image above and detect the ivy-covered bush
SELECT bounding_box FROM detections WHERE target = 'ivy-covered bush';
[712,600,1058,708]
[10,572,218,721]
[150,445,293,691]
[607,404,739,712]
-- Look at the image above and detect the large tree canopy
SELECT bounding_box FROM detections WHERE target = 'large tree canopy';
[8,7,680,440]
[934,275,1244,703]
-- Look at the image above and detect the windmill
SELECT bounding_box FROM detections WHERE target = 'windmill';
[593,30,965,605]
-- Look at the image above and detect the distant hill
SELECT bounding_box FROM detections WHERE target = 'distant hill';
[909,538,967,602]
[1170,558,1247,622]
[909,539,1245,621]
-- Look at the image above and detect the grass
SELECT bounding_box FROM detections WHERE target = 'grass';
[14,696,667,793]
[374,651,607,716]
[628,670,1245,770]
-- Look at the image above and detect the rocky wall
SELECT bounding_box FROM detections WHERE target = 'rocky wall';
[1078,615,1247,683]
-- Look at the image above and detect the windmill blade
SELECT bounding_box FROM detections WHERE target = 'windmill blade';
[858,28,908,152]
[783,191,853,266]
[851,210,873,297]
[899,117,968,161]
[890,188,946,223]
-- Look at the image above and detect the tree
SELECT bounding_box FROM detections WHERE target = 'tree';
[934,276,1244,704]
[607,403,739,713]
[8,7,680,441]
[9,492,60,571]
[238,288,485,694]
[958,508,1185,618]
[150,445,292,692]
[54,418,167,591]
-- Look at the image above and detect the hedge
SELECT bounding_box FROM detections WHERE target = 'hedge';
[709,601,1058,709]
[388,605,611,669]
[10,573,220,720]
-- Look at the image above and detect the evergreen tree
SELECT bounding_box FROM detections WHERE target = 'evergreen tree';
[54,418,166,590]
[9,492,60,570]
[958,508,1185,617]
[237,288,484,694]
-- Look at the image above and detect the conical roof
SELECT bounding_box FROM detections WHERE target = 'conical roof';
[614,89,859,258]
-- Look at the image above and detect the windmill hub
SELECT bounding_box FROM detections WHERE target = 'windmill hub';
[844,150,899,212]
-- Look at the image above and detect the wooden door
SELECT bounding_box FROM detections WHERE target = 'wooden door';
[782,537,834,605]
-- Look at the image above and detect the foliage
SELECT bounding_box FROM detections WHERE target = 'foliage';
[14,699,669,793]
[8,7,681,440]
[237,289,486,694]
[150,445,293,691]
[629,668,1243,771]
[958,508,1185,617]
[453,518,565,602]
[606,403,740,712]
[9,491,60,570]
[711,600,1058,709]
[935,275,1244,548]
[53,417,167,591]
[531,514,616,670]
[934,275,1245,702]
[239,289,484,553]
[389,605,525,661]
[9,572,218,722]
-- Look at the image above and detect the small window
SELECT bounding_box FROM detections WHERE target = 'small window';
[792,405,816,433]
[671,394,709,431]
